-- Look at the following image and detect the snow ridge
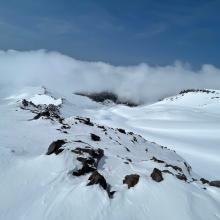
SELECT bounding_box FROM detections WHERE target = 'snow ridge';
[0,87,220,220]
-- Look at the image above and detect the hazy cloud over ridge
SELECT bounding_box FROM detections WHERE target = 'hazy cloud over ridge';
[0,50,220,104]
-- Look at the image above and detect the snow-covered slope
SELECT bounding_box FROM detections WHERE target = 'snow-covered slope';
[85,89,220,180]
[0,87,220,220]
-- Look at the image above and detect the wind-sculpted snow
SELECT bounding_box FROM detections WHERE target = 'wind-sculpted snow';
[0,86,220,220]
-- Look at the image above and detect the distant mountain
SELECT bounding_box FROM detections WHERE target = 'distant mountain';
[75,91,139,107]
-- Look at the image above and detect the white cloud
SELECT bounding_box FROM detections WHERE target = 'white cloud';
[0,50,220,104]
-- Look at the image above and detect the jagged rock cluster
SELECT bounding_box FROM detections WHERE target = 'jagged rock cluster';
[179,89,216,95]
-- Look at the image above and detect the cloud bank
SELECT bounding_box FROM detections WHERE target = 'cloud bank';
[0,50,220,104]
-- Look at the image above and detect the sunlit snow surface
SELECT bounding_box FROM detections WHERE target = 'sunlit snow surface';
[0,86,220,220]
[87,90,220,179]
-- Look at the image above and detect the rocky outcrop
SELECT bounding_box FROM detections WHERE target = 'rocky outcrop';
[75,91,138,107]
[87,171,107,190]
[72,147,104,176]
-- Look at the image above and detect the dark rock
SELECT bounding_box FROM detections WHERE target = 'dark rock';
[179,89,213,95]
[151,168,163,182]
[162,170,174,175]
[90,133,101,141]
[184,162,191,174]
[108,190,116,199]
[87,171,115,199]
[75,117,94,126]
[87,171,107,190]
[22,99,29,107]
[176,174,187,182]
[72,147,104,176]
[151,156,165,163]
[32,104,61,121]
[75,91,138,107]
[165,164,182,172]
[118,128,126,134]
[200,178,210,184]
[72,147,104,161]
[209,180,220,188]
[33,111,50,120]
[123,174,140,188]
[97,125,107,131]
[76,157,95,165]
[61,124,71,129]
[125,147,130,152]
[46,140,66,155]
[132,136,137,142]
[73,164,96,176]
[128,132,134,135]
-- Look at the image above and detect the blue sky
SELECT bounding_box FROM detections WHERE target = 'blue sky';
[0,0,219,67]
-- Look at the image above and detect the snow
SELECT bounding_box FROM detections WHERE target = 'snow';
[0,86,220,220]
[86,90,220,180]
[29,94,62,106]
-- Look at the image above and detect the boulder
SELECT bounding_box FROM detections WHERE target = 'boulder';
[151,168,163,182]
[46,140,66,155]
[123,174,140,188]
[118,128,126,134]
[90,133,101,141]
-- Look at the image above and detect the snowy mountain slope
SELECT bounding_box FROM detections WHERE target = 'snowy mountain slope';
[84,89,220,180]
[0,87,220,220]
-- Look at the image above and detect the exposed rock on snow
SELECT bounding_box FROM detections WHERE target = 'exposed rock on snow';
[175,173,187,182]
[179,89,216,95]
[1,86,220,220]
[46,140,66,155]
[75,91,139,107]
[90,133,101,141]
[209,180,220,188]
[117,128,126,134]
[87,171,107,190]
[75,117,94,126]
[123,174,140,188]
[150,156,165,163]
[20,96,62,121]
[200,178,210,184]
[72,147,104,176]
[151,168,164,182]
